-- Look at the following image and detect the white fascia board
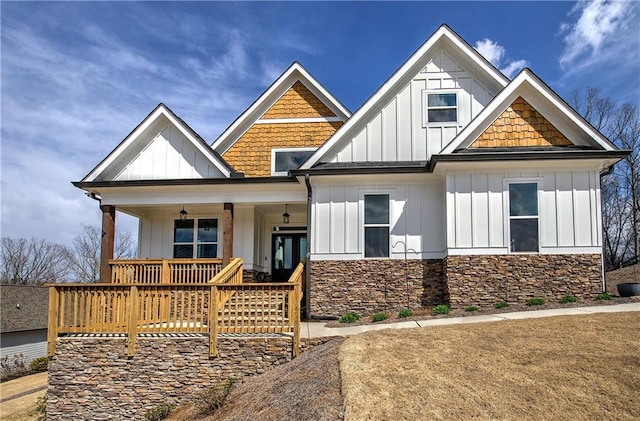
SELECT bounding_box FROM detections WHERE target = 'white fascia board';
[440,70,617,154]
[211,62,350,155]
[97,183,308,207]
[82,105,231,181]
[432,158,612,175]
[300,25,509,170]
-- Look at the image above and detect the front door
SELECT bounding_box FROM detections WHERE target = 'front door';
[272,233,307,281]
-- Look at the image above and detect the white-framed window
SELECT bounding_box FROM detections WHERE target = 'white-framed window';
[423,91,458,125]
[173,218,218,258]
[363,194,390,258]
[271,148,316,176]
[507,183,539,253]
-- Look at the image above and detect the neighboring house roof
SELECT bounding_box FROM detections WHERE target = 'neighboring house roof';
[1,285,49,333]
[440,68,619,153]
[80,103,238,183]
[211,62,351,156]
[300,24,509,170]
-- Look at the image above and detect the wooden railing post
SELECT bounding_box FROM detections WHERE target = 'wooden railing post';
[209,284,219,357]
[47,286,60,356]
[293,282,301,357]
[127,285,138,356]
[162,259,170,284]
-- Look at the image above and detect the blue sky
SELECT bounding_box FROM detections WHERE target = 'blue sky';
[1,1,639,246]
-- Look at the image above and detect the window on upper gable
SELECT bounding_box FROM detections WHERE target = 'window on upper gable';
[424,92,458,124]
[271,148,316,176]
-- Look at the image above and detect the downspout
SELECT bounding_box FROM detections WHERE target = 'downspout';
[599,165,614,293]
[304,173,312,320]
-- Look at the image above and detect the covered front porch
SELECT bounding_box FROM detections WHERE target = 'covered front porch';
[91,181,309,285]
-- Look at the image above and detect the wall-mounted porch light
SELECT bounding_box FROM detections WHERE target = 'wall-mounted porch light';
[179,207,188,221]
[282,204,290,224]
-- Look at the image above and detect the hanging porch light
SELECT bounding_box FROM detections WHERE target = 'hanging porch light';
[179,207,188,221]
[282,204,290,224]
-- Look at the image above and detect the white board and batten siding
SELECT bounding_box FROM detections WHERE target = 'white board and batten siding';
[328,51,494,163]
[311,176,446,260]
[104,117,225,181]
[446,170,602,255]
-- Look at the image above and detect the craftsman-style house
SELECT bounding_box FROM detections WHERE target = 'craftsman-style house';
[74,25,628,318]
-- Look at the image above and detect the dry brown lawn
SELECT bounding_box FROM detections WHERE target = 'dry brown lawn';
[340,312,640,421]
[0,372,47,421]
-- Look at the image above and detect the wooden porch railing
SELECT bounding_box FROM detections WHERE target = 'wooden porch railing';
[47,258,303,357]
[109,258,223,284]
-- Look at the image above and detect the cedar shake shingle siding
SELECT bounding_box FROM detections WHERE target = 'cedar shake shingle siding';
[262,81,336,119]
[222,81,343,177]
[471,97,573,148]
[223,121,343,177]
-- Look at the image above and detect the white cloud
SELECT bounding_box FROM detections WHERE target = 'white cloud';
[559,0,637,70]
[474,38,528,79]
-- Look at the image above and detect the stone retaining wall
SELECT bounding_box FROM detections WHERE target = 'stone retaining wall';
[444,254,602,308]
[47,335,294,420]
[309,259,445,318]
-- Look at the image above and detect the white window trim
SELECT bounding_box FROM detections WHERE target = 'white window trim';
[422,90,460,127]
[360,190,393,259]
[271,147,317,176]
[173,217,219,258]
[503,178,542,254]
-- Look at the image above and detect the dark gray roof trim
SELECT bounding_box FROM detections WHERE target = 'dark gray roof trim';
[291,149,630,176]
[73,176,299,189]
[291,161,428,176]
[1,285,49,333]
[427,149,631,171]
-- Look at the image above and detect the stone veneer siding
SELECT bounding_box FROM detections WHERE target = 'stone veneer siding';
[47,335,294,420]
[309,259,445,318]
[444,254,603,308]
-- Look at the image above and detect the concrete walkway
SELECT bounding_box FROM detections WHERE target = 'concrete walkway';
[300,302,640,339]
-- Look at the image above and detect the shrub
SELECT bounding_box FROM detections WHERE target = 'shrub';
[29,356,50,373]
[560,295,577,304]
[35,394,47,416]
[596,293,612,300]
[196,378,236,415]
[398,308,413,318]
[144,403,175,421]
[372,312,388,322]
[526,298,545,306]
[494,301,509,309]
[433,304,450,315]
[339,312,360,324]
[0,354,27,381]
[464,305,479,312]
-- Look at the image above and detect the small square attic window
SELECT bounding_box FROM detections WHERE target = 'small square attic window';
[271,148,315,175]
[425,92,457,123]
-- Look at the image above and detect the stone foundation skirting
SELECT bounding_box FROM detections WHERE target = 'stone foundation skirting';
[444,253,602,308]
[309,259,445,318]
[47,335,294,420]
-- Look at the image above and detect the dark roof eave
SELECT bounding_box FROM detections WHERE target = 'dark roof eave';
[73,176,299,189]
[290,165,429,176]
[428,149,631,171]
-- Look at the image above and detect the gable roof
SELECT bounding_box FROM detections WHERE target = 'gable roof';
[81,103,238,182]
[211,62,351,155]
[440,68,618,153]
[300,24,509,169]
[1,285,49,333]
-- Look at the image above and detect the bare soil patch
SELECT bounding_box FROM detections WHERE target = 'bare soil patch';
[340,312,640,421]
[167,337,345,421]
